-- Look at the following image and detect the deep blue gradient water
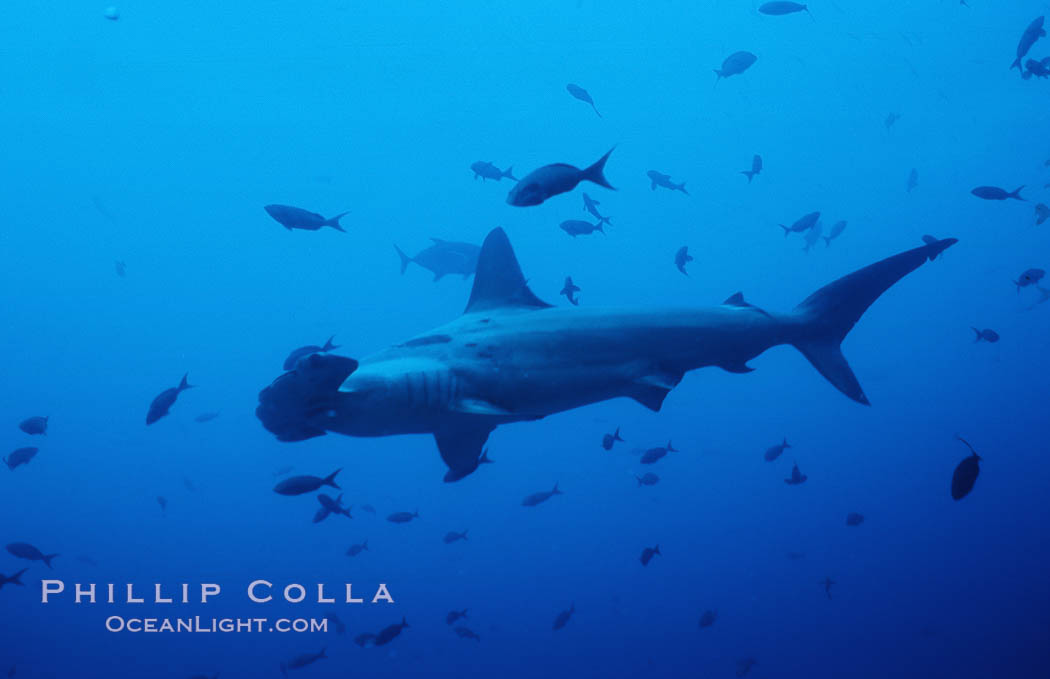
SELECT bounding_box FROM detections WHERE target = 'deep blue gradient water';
[2,2,1049,677]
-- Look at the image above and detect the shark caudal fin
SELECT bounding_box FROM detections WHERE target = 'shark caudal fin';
[464,228,552,313]
[791,236,957,404]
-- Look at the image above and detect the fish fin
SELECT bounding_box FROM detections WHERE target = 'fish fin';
[1010,185,1026,201]
[503,166,517,181]
[178,373,194,390]
[792,237,958,404]
[394,245,412,274]
[463,228,552,313]
[322,335,338,352]
[677,182,689,195]
[323,468,341,490]
[723,292,747,306]
[581,148,615,190]
[627,383,673,412]
[42,554,59,569]
[435,427,495,483]
[325,211,349,231]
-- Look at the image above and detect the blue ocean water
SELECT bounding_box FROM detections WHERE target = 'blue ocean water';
[2,2,1049,677]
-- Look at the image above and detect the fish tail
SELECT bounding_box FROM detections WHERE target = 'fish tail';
[402,616,409,628]
[790,236,957,405]
[363,540,368,550]
[319,647,327,658]
[178,373,194,391]
[325,211,349,232]
[677,182,689,195]
[741,170,754,183]
[779,225,790,237]
[394,245,412,274]
[1010,185,1025,201]
[636,475,643,486]
[591,103,602,118]
[596,221,605,234]
[582,148,615,190]
[43,554,59,569]
[322,335,338,351]
[503,166,517,181]
[971,327,982,342]
[667,440,677,452]
[552,482,562,495]
[1011,56,1022,71]
[824,237,832,247]
[614,426,623,441]
[783,438,790,448]
[324,468,342,489]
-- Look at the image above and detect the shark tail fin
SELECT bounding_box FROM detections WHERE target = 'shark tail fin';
[394,245,412,274]
[791,236,957,405]
[582,148,615,190]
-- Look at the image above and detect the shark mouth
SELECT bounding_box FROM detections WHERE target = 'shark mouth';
[256,353,358,442]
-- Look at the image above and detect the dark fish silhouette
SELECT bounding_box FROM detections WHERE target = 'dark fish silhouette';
[763,438,790,462]
[374,617,409,646]
[325,610,346,636]
[157,496,167,514]
[736,658,758,677]
[635,472,659,486]
[640,545,661,566]
[1034,203,1050,225]
[885,112,900,130]
[346,540,368,557]
[602,427,624,451]
[561,276,581,305]
[508,149,615,207]
[194,411,220,423]
[5,542,58,569]
[265,204,347,232]
[18,416,48,435]
[446,609,468,625]
[741,155,762,182]
[361,504,376,514]
[454,626,481,641]
[4,447,38,470]
[582,193,611,224]
[640,441,677,465]
[779,211,820,236]
[1014,268,1045,291]
[715,51,757,80]
[1024,57,1050,79]
[273,469,341,496]
[802,222,824,253]
[471,161,516,182]
[907,168,918,193]
[784,462,807,485]
[553,603,575,630]
[845,512,865,526]
[1012,16,1046,74]
[387,510,419,524]
[698,609,717,628]
[647,170,688,194]
[443,530,468,544]
[820,577,835,599]
[560,219,606,237]
[971,186,1024,201]
[522,483,562,507]
[114,260,126,277]
[395,239,480,281]
[0,569,27,590]
[313,493,351,523]
[279,647,326,676]
[823,220,847,247]
[759,1,808,16]
[283,337,339,371]
[566,84,601,117]
[951,436,981,500]
[971,328,999,343]
[146,374,193,425]
[675,246,693,275]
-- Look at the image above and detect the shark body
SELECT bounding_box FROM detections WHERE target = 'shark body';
[257,228,956,482]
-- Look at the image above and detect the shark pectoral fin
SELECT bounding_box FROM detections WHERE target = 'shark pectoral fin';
[628,384,671,412]
[435,427,495,483]
[452,398,512,416]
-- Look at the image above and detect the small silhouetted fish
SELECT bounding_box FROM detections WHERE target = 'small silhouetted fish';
[802,222,823,253]
[647,170,688,195]
[779,211,820,236]
[0,569,27,590]
[325,610,346,636]
[640,545,661,566]
[1012,16,1046,73]
[784,462,807,485]
[146,374,193,425]
[273,465,294,477]
[582,193,610,224]
[157,496,167,514]
[553,603,575,630]
[522,483,562,507]
[675,246,693,275]
[283,336,339,370]
[346,540,368,557]
[443,530,468,544]
[820,577,835,599]
[280,647,327,675]
[5,447,38,470]
[182,476,195,491]
[698,609,717,628]
[194,411,220,423]
[114,260,126,277]
[602,427,624,451]
[454,626,481,641]
[471,161,516,182]
[736,658,757,677]
[5,542,58,568]
[374,617,409,646]
[1035,203,1050,225]
[561,276,581,305]
[387,510,419,524]
[741,155,762,182]
[971,328,999,343]
[971,185,1024,201]
[763,438,790,462]
[846,512,865,526]
[907,168,919,193]
[560,219,605,237]
[273,469,341,496]
[103,6,119,20]
[446,609,468,625]
[640,441,677,465]
[715,51,757,80]
[635,472,659,487]
[361,504,376,514]
[18,416,48,435]
[1014,268,1045,291]
[1024,58,1050,79]
[315,493,351,522]
[395,239,480,281]
[884,112,900,130]
[759,1,809,16]
[566,83,601,117]
[353,633,375,647]
[265,204,347,232]
[507,149,615,207]
[823,220,847,247]
[951,436,982,500]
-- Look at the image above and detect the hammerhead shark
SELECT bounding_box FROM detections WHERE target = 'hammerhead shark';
[257,228,956,482]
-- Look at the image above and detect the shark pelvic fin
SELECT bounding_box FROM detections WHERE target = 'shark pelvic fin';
[464,228,552,314]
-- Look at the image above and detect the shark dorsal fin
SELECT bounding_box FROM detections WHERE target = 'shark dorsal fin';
[723,292,747,306]
[464,228,552,314]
